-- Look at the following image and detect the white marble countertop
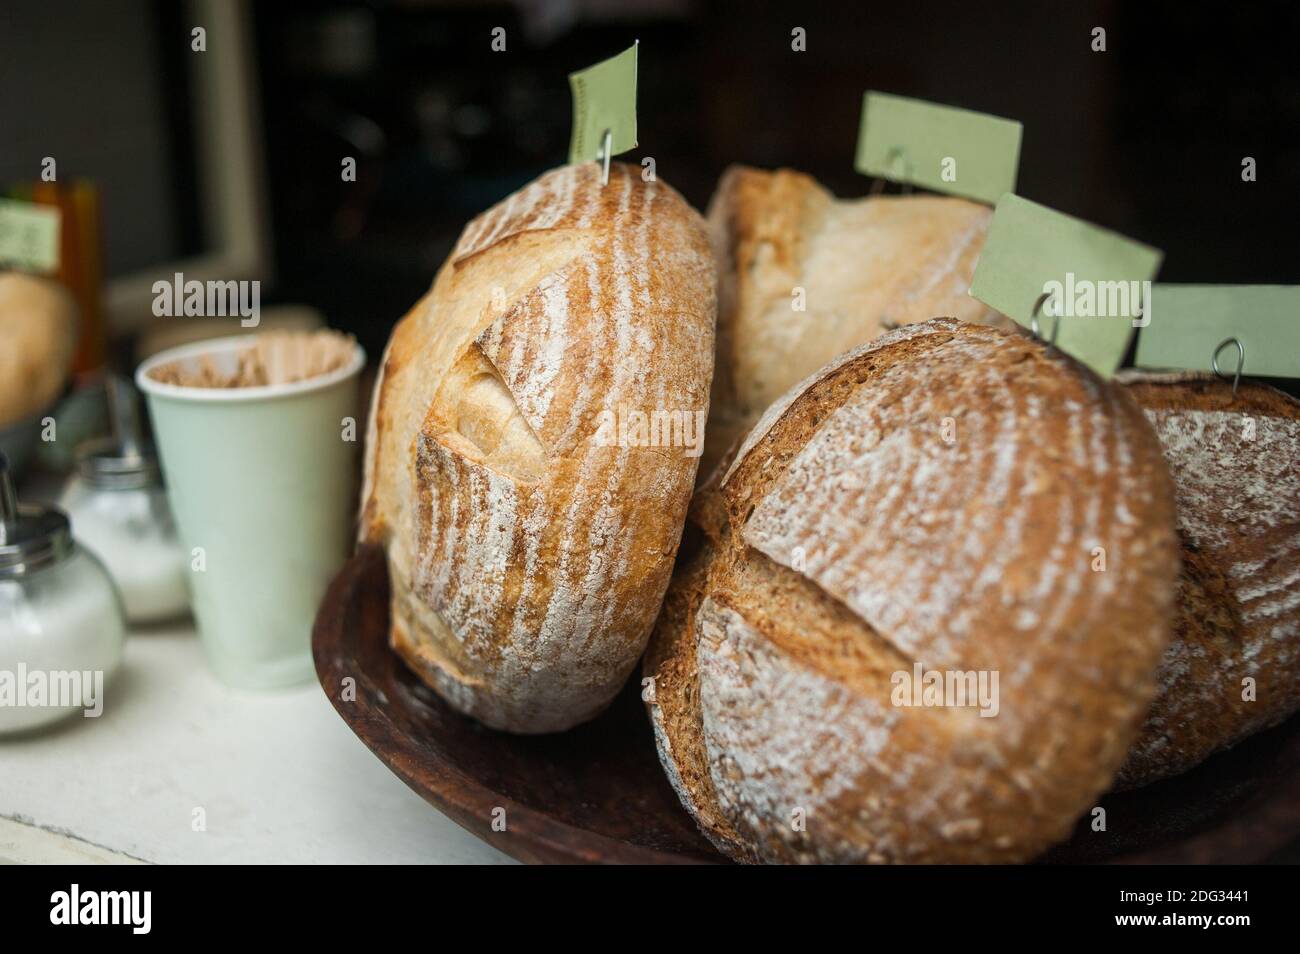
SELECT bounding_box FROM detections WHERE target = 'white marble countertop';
[0,621,513,865]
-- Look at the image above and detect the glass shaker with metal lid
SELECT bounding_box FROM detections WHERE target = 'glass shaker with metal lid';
[59,377,191,623]
[0,452,125,733]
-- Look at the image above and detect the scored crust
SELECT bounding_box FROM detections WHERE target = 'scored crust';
[1114,371,1300,787]
[647,318,1181,863]
[700,164,1007,477]
[362,162,716,733]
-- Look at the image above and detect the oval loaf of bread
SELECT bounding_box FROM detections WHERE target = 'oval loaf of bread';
[361,162,716,733]
[1116,371,1300,787]
[700,165,1007,474]
[645,318,1181,863]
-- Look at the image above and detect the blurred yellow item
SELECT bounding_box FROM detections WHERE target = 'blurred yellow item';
[27,181,107,375]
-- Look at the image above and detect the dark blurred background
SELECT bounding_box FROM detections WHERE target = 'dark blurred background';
[3,0,1299,368]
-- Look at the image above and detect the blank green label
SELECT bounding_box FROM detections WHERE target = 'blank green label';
[568,43,639,164]
[969,194,1164,378]
[1138,285,1300,379]
[0,198,60,274]
[854,92,1022,204]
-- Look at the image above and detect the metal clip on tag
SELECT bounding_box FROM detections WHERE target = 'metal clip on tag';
[1030,291,1060,348]
[1212,337,1245,396]
[597,129,613,186]
[869,148,915,197]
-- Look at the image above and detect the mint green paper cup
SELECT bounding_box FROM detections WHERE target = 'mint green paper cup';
[136,335,364,689]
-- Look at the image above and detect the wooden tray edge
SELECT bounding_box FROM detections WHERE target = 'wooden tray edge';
[311,544,718,865]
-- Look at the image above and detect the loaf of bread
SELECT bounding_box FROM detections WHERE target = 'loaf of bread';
[361,162,716,733]
[645,318,1181,863]
[1115,371,1300,787]
[0,271,78,427]
[700,165,1005,474]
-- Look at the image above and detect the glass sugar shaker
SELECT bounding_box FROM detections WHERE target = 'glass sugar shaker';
[0,452,125,733]
[59,376,191,624]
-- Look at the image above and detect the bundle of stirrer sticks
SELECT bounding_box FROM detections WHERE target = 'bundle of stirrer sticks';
[149,330,356,388]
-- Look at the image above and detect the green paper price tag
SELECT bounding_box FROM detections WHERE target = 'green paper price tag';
[969,194,1164,378]
[567,42,639,165]
[0,198,61,274]
[854,92,1022,205]
[1137,285,1300,379]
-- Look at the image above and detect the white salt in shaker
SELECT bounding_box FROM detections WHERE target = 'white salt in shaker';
[58,378,190,623]
[0,453,125,733]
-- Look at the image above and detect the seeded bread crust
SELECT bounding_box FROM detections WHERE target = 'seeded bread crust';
[362,162,716,733]
[1115,371,1300,787]
[647,319,1180,863]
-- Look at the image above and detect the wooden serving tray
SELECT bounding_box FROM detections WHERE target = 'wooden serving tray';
[313,545,1300,864]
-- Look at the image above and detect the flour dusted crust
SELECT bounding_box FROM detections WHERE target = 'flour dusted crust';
[647,319,1180,863]
[1115,371,1300,787]
[362,162,716,733]
[700,165,1007,476]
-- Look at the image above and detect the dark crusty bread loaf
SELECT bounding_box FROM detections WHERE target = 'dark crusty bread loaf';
[361,162,716,733]
[700,165,1006,475]
[1115,371,1300,787]
[646,318,1181,863]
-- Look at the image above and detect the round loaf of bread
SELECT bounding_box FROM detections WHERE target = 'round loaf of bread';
[361,162,716,733]
[1115,371,1300,787]
[700,165,1008,476]
[645,318,1181,863]
[0,271,79,427]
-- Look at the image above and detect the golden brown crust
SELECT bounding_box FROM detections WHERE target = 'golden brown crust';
[700,164,1006,477]
[0,272,78,426]
[1115,371,1300,787]
[363,162,716,732]
[647,319,1181,863]
[706,167,829,405]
